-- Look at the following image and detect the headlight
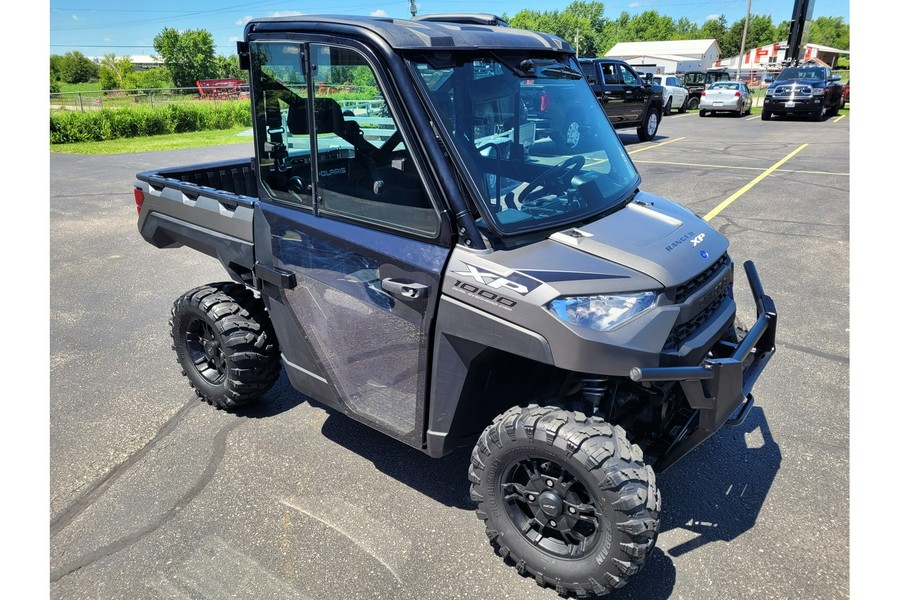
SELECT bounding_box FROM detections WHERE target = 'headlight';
[765,87,774,96]
[812,88,825,96]
[548,292,657,332]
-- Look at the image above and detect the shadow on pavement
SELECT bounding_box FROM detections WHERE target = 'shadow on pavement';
[657,406,782,557]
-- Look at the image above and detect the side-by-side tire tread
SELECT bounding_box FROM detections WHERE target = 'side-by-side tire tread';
[469,404,660,598]
[170,282,281,409]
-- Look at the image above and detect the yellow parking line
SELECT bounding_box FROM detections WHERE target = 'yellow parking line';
[745,115,761,121]
[667,114,692,119]
[632,159,847,177]
[834,114,847,123]
[627,136,685,154]
[703,144,808,221]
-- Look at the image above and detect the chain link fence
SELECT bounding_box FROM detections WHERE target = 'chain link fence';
[50,87,250,112]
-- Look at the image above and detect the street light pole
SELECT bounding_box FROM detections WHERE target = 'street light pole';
[737,0,752,81]
[409,1,417,17]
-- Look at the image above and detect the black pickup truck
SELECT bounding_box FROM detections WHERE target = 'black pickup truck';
[578,58,665,142]
[134,13,776,598]
[762,64,845,120]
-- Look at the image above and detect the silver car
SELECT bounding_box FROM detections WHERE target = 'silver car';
[699,81,753,117]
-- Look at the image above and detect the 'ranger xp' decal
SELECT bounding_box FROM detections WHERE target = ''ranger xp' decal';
[664,231,697,252]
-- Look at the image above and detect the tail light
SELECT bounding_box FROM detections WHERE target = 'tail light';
[701,91,706,97]
[540,90,551,113]
[734,92,742,97]
[134,187,145,215]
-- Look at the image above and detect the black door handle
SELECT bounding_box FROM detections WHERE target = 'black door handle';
[381,278,428,300]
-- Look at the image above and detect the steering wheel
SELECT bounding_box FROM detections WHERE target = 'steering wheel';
[519,155,586,204]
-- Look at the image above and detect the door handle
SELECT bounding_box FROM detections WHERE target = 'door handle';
[381,278,428,300]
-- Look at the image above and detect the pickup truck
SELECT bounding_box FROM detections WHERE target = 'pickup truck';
[762,64,845,121]
[134,13,777,598]
[578,57,665,142]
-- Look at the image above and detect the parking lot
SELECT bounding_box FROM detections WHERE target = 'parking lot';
[49,109,850,599]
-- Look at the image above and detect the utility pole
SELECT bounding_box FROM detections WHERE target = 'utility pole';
[409,1,417,17]
[736,0,752,82]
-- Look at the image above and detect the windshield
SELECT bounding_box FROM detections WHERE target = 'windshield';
[778,67,826,80]
[408,53,639,236]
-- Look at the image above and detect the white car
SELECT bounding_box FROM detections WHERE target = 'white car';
[652,74,689,115]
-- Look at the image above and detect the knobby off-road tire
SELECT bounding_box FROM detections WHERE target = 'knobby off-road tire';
[469,405,660,598]
[687,96,700,110]
[170,282,281,409]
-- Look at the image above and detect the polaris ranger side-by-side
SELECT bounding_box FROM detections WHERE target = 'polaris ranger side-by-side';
[134,14,777,597]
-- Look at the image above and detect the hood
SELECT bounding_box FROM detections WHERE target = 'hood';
[547,191,729,288]
[774,77,826,87]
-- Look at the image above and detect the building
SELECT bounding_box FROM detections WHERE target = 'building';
[88,55,164,71]
[602,39,721,75]
[717,42,849,72]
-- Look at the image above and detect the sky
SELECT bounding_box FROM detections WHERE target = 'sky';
[49,0,851,58]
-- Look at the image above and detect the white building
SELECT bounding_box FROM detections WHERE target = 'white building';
[602,39,721,75]
[89,55,164,71]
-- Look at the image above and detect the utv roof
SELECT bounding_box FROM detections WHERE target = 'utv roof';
[244,14,573,52]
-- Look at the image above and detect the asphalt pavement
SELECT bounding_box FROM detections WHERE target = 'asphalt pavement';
[48,110,851,599]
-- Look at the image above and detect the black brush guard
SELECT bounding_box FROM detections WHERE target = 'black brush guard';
[630,261,777,472]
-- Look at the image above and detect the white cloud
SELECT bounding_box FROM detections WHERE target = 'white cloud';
[628,2,641,8]
[236,16,253,26]
[71,15,81,21]
[705,14,721,22]
[229,36,242,43]
[271,11,304,17]
[371,9,388,17]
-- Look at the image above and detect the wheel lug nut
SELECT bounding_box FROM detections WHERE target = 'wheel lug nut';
[568,506,576,514]
[546,480,554,487]
[528,494,536,501]
[549,520,557,527]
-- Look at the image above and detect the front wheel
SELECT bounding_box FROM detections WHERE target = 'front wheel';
[761,109,772,121]
[171,282,281,409]
[677,96,688,113]
[699,109,708,117]
[469,405,660,597]
[637,106,660,141]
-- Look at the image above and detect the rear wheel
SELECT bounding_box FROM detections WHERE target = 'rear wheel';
[687,96,700,110]
[171,282,281,409]
[470,405,660,598]
[637,106,660,141]
[663,97,672,115]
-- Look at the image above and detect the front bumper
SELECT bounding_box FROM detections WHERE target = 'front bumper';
[764,95,824,114]
[630,261,777,471]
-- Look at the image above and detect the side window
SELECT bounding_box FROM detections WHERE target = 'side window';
[310,44,439,237]
[581,62,598,85]
[667,76,679,87]
[251,42,313,207]
[619,65,639,86]
[600,63,622,85]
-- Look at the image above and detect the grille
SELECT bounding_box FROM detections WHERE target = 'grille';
[664,286,730,350]
[774,85,812,96]
[673,253,730,303]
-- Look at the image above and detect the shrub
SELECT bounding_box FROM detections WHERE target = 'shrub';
[49,100,251,143]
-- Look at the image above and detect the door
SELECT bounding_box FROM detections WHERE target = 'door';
[596,61,627,124]
[617,63,650,122]
[248,39,448,446]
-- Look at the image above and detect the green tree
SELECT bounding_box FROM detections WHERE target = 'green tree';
[153,27,218,88]
[50,54,64,82]
[216,55,244,79]
[673,17,699,40]
[58,51,99,84]
[98,54,133,90]
[720,15,777,58]
[122,67,174,90]
[698,15,728,45]
[509,2,611,58]
[621,10,676,42]
[775,20,791,43]
[808,16,849,49]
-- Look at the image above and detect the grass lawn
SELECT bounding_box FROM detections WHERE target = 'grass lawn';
[50,127,252,155]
